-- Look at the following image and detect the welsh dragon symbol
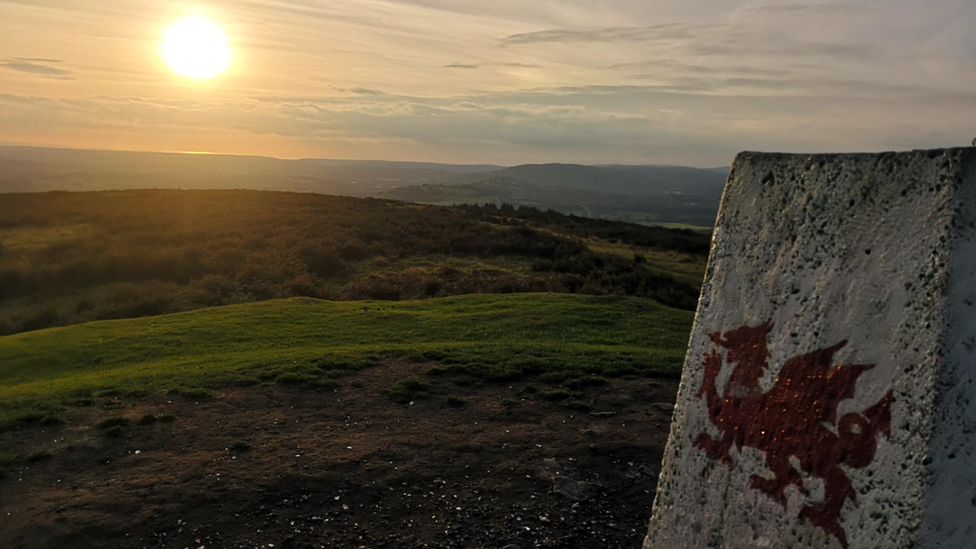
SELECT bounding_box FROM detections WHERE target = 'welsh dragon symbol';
[694,320,893,549]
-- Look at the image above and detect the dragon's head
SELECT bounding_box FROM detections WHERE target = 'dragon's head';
[708,320,774,393]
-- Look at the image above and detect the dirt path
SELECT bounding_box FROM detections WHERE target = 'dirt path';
[0,360,678,549]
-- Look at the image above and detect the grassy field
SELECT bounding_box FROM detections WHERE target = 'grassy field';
[0,293,694,427]
[585,238,706,287]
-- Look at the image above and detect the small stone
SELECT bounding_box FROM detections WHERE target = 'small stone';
[552,477,604,501]
[652,402,675,413]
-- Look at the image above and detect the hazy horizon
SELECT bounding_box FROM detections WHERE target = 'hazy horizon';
[2,0,974,167]
[0,141,741,170]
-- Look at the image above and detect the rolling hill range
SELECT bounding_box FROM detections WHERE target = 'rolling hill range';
[381,163,729,228]
[0,145,501,197]
[0,146,727,227]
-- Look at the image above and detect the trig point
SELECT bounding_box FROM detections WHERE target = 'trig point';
[644,148,976,549]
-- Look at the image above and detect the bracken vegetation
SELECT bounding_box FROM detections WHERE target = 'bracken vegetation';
[0,190,709,335]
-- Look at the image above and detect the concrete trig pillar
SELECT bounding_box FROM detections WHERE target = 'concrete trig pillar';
[644,148,976,549]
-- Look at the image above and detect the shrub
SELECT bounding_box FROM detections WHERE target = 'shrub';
[95,417,131,430]
[230,441,252,453]
[275,372,308,385]
[103,425,127,438]
[386,378,432,403]
[283,273,325,298]
[564,376,608,390]
[424,280,442,296]
[339,243,371,262]
[541,390,576,401]
[19,309,61,332]
[26,450,54,463]
[186,274,239,306]
[299,245,347,278]
[0,269,32,301]
[562,400,592,412]
[0,412,62,432]
[167,387,214,400]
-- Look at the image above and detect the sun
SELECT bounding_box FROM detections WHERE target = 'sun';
[161,17,232,79]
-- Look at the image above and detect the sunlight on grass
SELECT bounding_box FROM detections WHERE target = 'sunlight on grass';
[0,293,693,424]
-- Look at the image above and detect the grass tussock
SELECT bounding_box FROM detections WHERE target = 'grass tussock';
[385,378,432,403]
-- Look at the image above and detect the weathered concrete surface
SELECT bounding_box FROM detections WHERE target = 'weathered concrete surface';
[644,148,976,549]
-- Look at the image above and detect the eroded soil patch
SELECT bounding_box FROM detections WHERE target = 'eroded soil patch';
[0,360,677,549]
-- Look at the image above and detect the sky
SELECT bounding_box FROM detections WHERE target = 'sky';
[0,0,974,167]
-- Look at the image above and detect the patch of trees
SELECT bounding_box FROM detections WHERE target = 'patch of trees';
[457,203,712,255]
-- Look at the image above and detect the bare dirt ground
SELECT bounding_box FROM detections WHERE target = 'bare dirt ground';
[0,360,678,549]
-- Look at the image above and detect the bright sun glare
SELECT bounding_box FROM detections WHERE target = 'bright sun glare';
[161,17,232,79]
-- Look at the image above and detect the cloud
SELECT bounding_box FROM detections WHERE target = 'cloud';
[445,62,539,70]
[348,87,387,96]
[607,60,794,77]
[0,58,72,79]
[746,3,867,15]
[10,57,62,64]
[501,24,696,46]
[4,78,972,167]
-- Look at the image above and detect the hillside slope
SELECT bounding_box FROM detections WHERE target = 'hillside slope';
[0,190,708,335]
[0,293,694,423]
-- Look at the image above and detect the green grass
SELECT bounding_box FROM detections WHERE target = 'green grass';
[385,378,433,403]
[585,238,705,287]
[0,293,693,425]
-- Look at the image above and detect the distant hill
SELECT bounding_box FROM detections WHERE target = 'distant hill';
[0,145,502,196]
[382,163,729,227]
[0,145,728,227]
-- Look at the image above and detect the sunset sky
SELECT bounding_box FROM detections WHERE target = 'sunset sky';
[1,0,974,167]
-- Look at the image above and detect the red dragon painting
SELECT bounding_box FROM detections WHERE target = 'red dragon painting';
[694,320,893,549]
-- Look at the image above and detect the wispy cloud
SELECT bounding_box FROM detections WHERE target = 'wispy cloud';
[746,3,867,15]
[1,57,72,79]
[501,24,696,46]
[348,87,387,96]
[445,62,539,69]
